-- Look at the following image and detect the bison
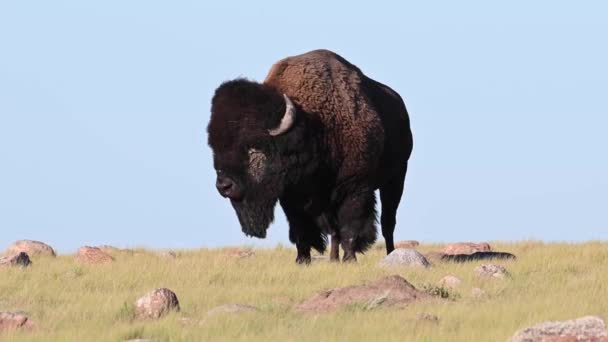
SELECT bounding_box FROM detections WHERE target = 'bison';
[207,49,413,264]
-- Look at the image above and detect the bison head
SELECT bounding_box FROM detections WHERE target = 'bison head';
[207,79,304,238]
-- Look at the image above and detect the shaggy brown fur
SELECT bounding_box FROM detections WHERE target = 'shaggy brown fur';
[208,49,413,263]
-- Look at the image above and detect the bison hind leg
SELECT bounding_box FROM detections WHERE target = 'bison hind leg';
[337,190,378,261]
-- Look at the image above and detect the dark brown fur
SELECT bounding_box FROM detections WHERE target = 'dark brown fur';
[208,49,413,263]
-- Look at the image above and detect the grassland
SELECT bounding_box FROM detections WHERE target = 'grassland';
[1,241,607,341]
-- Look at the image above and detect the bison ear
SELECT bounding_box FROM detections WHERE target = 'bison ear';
[268,94,296,136]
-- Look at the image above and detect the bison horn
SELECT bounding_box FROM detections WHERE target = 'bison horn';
[268,94,296,136]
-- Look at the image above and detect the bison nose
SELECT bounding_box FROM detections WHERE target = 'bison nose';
[216,175,241,199]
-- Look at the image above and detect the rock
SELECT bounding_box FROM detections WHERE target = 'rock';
[97,245,136,256]
[424,251,447,263]
[395,240,420,249]
[438,275,462,288]
[509,316,608,342]
[207,304,259,316]
[417,313,440,323]
[442,242,491,255]
[135,288,180,319]
[76,246,114,264]
[296,275,429,313]
[0,311,35,331]
[0,252,31,267]
[441,251,516,262]
[378,248,430,268]
[5,240,55,257]
[475,264,509,278]
[224,248,255,259]
[159,251,177,259]
[471,287,486,298]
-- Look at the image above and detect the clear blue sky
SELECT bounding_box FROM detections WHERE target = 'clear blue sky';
[1,1,606,253]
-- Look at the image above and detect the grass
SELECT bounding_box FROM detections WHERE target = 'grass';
[1,241,607,341]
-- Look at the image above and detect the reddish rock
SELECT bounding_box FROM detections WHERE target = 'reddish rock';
[0,311,35,331]
[0,252,31,267]
[224,248,255,259]
[296,275,429,313]
[135,288,180,319]
[76,246,114,264]
[442,242,491,255]
[5,240,55,257]
[159,251,177,259]
[395,240,420,249]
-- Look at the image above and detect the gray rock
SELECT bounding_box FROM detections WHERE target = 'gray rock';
[438,275,462,288]
[471,287,486,298]
[158,251,177,259]
[134,288,180,319]
[475,264,509,278]
[509,315,607,342]
[378,248,430,268]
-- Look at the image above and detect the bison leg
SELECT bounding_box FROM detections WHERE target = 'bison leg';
[281,199,327,265]
[317,214,340,262]
[295,244,312,265]
[329,232,340,261]
[336,190,378,262]
[379,163,408,255]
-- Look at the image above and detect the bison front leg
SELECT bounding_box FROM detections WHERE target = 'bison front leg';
[336,190,378,262]
[282,199,327,265]
[316,214,340,262]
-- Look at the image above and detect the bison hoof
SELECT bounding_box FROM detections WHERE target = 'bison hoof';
[295,256,311,265]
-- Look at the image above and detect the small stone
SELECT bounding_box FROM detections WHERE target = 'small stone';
[0,252,31,267]
[471,287,486,298]
[224,248,255,258]
[438,275,462,288]
[378,248,430,268]
[424,251,446,263]
[395,240,420,249]
[135,288,180,319]
[159,251,177,259]
[475,264,509,278]
[0,311,35,331]
[207,304,259,316]
[417,313,440,323]
[509,316,608,342]
[442,242,491,255]
[5,240,55,257]
[76,246,114,264]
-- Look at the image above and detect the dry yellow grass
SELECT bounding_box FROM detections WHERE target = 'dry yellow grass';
[1,241,607,341]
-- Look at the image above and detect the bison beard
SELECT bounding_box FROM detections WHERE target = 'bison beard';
[231,197,276,238]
